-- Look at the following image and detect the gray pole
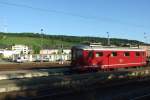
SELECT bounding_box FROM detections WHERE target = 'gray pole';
[107,32,110,46]
[61,35,64,64]
[41,29,43,49]
[40,28,43,63]
[144,32,147,44]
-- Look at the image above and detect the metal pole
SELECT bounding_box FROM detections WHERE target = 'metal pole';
[61,36,64,64]
[144,32,147,44]
[40,28,43,63]
[107,32,110,46]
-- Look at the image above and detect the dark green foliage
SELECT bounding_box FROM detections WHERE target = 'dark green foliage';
[32,45,40,54]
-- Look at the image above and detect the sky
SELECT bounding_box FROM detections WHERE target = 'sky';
[0,0,150,43]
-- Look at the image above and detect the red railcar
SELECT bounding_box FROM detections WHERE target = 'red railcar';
[71,45,147,71]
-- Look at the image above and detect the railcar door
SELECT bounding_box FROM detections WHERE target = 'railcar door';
[134,51,145,67]
[72,49,84,66]
[71,49,76,66]
[87,51,94,65]
[108,51,118,69]
[94,51,104,67]
[140,51,146,66]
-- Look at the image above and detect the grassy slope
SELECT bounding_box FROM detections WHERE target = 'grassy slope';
[0,36,74,49]
[0,32,146,50]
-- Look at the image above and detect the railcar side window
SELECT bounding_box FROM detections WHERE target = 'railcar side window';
[96,52,103,57]
[111,52,117,57]
[76,50,83,58]
[88,51,93,58]
[124,52,130,56]
[135,52,140,56]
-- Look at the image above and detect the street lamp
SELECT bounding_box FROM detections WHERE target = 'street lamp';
[107,32,110,46]
[41,29,44,49]
[40,28,44,63]
[144,32,147,44]
[60,35,64,64]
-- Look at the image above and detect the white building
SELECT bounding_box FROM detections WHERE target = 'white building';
[39,49,71,61]
[40,49,58,55]
[63,49,71,54]
[0,50,17,58]
[40,49,71,55]
[12,45,31,54]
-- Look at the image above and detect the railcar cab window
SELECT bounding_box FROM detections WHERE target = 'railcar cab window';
[135,52,140,56]
[111,52,117,57]
[76,50,83,59]
[124,52,130,56]
[72,50,76,60]
[96,52,103,57]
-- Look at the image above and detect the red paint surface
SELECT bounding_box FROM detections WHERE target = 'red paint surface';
[71,46,146,70]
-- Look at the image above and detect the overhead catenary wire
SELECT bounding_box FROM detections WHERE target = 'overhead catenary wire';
[0,1,94,19]
[0,1,149,29]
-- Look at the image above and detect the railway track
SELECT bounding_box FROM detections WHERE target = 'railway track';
[10,75,150,100]
[1,64,150,99]
[0,64,149,83]
[131,93,150,100]
[0,62,70,71]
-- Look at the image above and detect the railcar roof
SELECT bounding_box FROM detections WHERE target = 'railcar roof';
[72,45,146,51]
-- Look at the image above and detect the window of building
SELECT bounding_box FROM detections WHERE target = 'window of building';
[96,52,103,57]
[111,52,117,57]
[124,52,130,56]
[136,52,140,56]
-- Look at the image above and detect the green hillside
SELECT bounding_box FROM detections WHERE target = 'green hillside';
[0,36,73,48]
[0,32,146,53]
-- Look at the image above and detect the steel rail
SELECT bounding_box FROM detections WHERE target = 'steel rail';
[15,75,150,100]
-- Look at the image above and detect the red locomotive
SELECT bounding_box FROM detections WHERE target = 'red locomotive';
[71,45,147,71]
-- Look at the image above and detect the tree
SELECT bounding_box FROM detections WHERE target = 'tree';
[33,46,40,54]
[0,54,4,58]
